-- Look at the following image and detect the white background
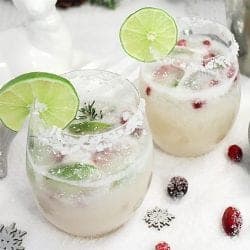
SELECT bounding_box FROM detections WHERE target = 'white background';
[0,0,250,249]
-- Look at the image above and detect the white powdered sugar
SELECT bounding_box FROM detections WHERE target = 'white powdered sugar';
[1,0,249,249]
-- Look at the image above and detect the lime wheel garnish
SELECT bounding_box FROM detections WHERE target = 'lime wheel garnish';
[120,7,178,62]
[0,72,79,131]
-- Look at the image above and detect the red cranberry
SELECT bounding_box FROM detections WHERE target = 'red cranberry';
[167,176,188,199]
[192,100,205,109]
[210,79,219,86]
[203,53,216,66]
[227,66,236,79]
[227,145,243,162]
[154,65,176,78]
[222,207,243,236]
[203,40,211,46]
[146,86,151,96]
[51,151,64,163]
[155,242,171,250]
[177,39,187,47]
[153,65,184,84]
[92,148,113,166]
[120,111,130,124]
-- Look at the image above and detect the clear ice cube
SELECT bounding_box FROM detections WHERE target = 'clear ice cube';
[182,71,218,90]
[153,64,185,87]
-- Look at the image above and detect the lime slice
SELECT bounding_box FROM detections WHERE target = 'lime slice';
[119,7,178,62]
[68,121,111,134]
[0,72,79,131]
[49,163,98,181]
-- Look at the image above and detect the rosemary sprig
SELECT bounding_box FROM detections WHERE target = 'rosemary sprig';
[78,101,103,121]
[68,101,111,134]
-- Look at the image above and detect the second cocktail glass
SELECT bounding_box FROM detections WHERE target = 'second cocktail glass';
[139,18,240,157]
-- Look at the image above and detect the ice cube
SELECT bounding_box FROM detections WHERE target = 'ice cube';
[182,71,218,90]
[153,64,185,87]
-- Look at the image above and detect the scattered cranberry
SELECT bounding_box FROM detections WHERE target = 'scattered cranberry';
[210,79,219,86]
[167,176,188,199]
[222,207,243,236]
[227,66,236,79]
[203,52,216,66]
[146,86,151,96]
[192,100,206,109]
[177,39,187,47]
[155,241,171,250]
[203,40,211,46]
[227,144,243,162]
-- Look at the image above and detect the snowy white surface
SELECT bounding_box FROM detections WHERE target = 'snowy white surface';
[0,0,250,249]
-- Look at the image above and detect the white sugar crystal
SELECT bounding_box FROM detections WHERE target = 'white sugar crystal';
[205,55,230,70]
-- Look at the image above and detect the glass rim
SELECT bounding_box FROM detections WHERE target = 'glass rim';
[176,16,239,57]
[140,16,240,100]
[61,69,142,138]
[30,69,144,139]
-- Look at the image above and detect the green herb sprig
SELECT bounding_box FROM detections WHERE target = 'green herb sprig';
[78,101,103,121]
[68,101,111,134]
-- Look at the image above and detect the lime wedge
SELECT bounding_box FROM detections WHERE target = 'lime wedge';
[68,121,111,134]
[119,7,177,62]
[49,163,98,181]
[0,72,79,131]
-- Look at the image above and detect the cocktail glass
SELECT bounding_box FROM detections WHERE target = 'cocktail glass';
[139,18,240,157]
[26,69,153,237]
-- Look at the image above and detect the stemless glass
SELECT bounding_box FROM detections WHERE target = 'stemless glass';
[26,70,153,237]
[139,18,240,157]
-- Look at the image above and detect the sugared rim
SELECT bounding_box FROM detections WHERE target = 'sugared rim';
[59,69,142,138]
[140,16,240,100]
[29,69,146,152]
[176,17,239,58]
[30,69,142,139]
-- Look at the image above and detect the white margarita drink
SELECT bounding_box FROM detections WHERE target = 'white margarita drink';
[139,18,240,157]
[26,70,153,237]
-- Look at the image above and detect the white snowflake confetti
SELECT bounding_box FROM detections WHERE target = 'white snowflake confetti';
[144,207,175,231]
[0,223,27,250]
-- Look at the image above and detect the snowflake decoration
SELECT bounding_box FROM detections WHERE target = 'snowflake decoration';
[0,223,27,250]
[144,207,175,231]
